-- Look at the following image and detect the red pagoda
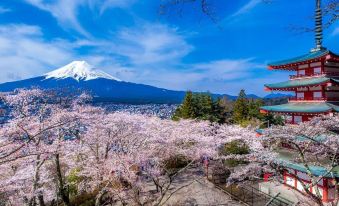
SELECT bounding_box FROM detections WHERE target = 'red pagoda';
[257,1,339,204]
[260,0,339,124]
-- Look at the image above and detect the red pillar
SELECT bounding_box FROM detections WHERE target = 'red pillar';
[294,170,298,189]
[322,178,328,202]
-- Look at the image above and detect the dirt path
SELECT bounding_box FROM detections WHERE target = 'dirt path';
[162,168,243,206]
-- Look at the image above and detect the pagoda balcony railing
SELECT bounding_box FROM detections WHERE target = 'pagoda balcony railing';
[289,72,339,80]
[289,97,339,101]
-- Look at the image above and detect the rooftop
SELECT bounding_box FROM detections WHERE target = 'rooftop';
[268,49,339,69]
[264,77,336,90]
[276,149,339,178]
[260,102,339,114]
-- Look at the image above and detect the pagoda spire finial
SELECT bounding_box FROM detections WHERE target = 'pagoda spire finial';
[312,0,326,52]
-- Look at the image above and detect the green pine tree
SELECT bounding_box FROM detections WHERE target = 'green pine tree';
[172,91,195,120]
[218,96,234,124]
[248,99,264,120]
[233,89,249,124]
[200,93,213,120]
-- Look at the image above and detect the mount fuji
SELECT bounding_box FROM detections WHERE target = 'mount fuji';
[0,61,263,103]
[0,61,189,104]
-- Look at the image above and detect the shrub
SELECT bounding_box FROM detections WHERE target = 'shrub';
[220,140,250,156]
[162,154,190,173]
[67,168,82,197]
[220,140,250,167]
[224,158,248,167]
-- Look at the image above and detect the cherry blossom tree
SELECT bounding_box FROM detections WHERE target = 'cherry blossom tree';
[0,89,90,206]
[72,112,272,205]
[0,89,271,206]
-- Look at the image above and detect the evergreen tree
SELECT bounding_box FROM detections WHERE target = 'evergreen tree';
[260,114,285,128]
[200,93,213,120]
[233,89,249,123]
[172,92,225,122]
[172,91,194,120]
[248,99,264,120]
[218,96,234,124]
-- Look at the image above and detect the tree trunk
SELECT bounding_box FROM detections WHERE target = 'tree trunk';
[55,153,71,206]
[28,155,45,206]
[37,194,45,206]
[95,188,107,206]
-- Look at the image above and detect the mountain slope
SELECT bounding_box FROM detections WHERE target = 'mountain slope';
[45,61,121,81]
[264,93,293,99]
[0,61,190,103]
[0,76,189,104]
[0,61,260,104]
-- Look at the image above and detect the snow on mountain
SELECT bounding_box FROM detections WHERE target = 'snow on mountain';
[45,61,121,82]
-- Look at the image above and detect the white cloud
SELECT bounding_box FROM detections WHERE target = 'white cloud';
[193,59,264,81]
[116,23,193,64]
[0,6,11,14]
[109,58,275,96]
[24,0,136,36]
[231,0,261,17]
[96,0,136,14]
[24,0,91,37]
[0,24,75,83]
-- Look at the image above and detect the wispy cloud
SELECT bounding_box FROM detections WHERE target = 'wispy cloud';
[97,0,136,14]
[0,24,75,82]
[0,6,11,14]
[116,23,193,65]
[25,0,90,37]
[231,0,261,17]
[23,0,136,37]
[193,59,264,81]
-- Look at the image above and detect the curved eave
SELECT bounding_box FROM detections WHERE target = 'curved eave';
[260,102,337,114]
[281,160,339,178]
[276,149,339,177]
[264,77,331,91]
[267,49,339,70]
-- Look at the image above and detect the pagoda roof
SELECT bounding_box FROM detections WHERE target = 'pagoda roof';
[264,77,339,90]
[268,49,339,69]
[277,149,339,177]
[284,162,339,178]
[260,102,339,114]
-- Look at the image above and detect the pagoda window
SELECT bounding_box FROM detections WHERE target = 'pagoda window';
[294,116,302,124]
[312,186,323,198]
[286,176,295,187]
[313,91,322,98]
[297,180,305,192]
[297,92,304,99]
[298,69,306,75]
[314,67,322,74]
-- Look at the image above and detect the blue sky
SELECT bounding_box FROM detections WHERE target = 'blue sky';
[0,0,338,96]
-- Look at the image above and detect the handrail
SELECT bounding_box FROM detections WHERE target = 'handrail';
[210,180,293,206]
[289,97,339,101]
[289,72,339,79]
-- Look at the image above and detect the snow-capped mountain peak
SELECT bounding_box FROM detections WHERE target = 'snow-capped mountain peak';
[44,61,121,81]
